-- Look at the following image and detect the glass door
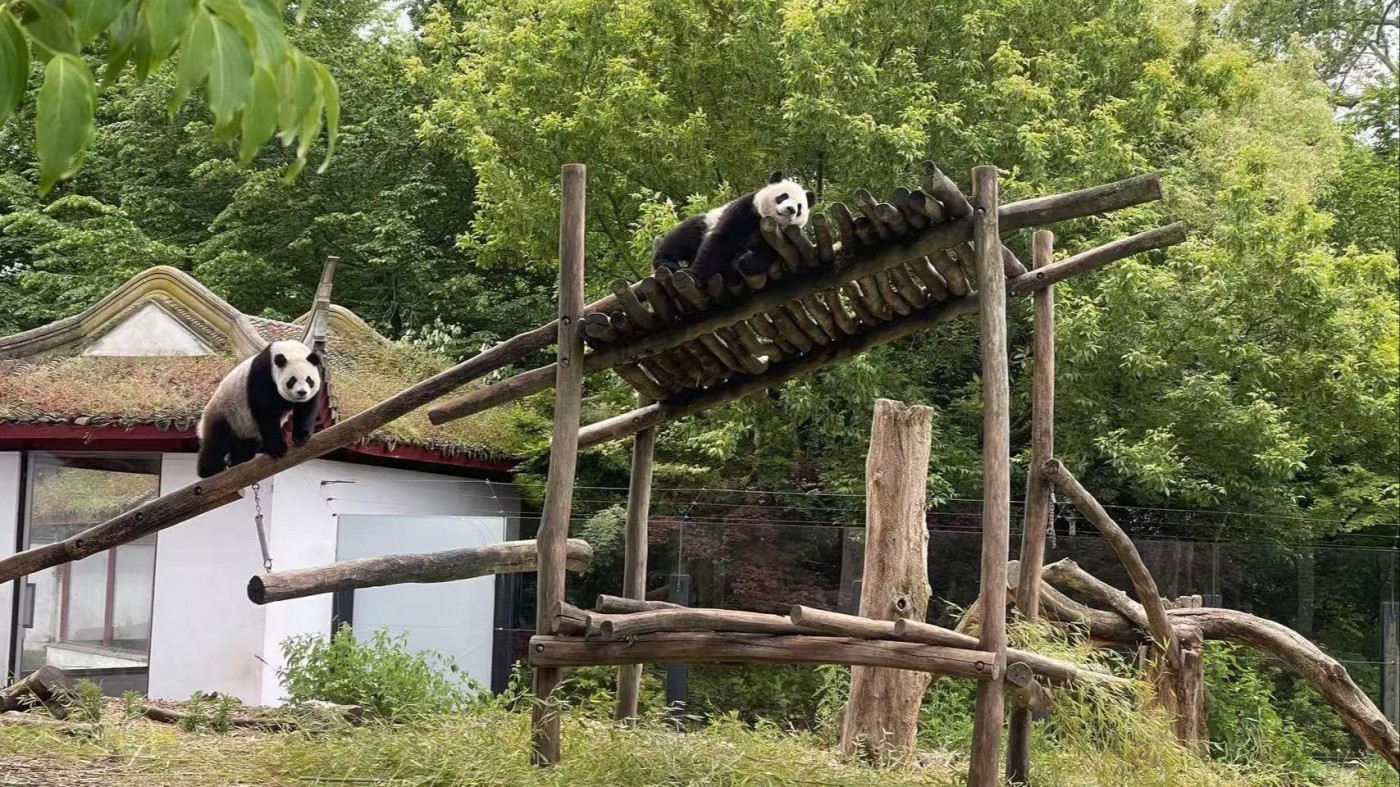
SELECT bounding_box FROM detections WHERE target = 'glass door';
[15,453,160,695]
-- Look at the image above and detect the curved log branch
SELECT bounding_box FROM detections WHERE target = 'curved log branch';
[1030,566,1400,770]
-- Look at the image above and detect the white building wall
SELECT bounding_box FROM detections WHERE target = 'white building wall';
[0,453,19,679]
[257,460,518,705]
[147,454,268,702]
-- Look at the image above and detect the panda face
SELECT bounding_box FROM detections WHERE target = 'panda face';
[754,172,816,230]
[269,340,322,404]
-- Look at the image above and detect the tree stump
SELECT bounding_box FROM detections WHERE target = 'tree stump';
[841,398,934,764]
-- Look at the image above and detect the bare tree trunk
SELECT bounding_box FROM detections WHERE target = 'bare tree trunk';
[841,399,934,764]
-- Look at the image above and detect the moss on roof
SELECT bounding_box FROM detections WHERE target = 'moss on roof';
[0,324,527,463]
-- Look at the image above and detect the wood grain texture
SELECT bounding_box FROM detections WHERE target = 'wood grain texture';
[1008,229,1055,785]
[248,539,593,605]
[968,165,1009,787]
[529,633,999,680]
[532,163,586,767]
[843,399,935,763]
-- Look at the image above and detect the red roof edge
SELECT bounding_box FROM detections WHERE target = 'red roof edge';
[0,423,516,477]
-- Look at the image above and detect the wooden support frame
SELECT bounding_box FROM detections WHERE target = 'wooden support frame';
[1041,459,1180,670]
[426,179,1172,428]
[0,179,1177,593]
[968,166,1011,787]
[531,163,587,767]
[1008,229,1055,785]
[615,394,657,724]
[246,539,594,605]
[572,223,1185,450]
[529,633,999,680]
[1024,565,1400,770]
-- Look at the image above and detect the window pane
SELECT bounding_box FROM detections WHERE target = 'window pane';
[19,453,160,695]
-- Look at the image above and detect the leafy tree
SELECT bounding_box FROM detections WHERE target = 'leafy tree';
[422,0,1398,535]
[0,0,338,193]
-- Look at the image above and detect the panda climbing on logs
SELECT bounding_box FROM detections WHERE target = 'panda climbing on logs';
[196,340,324,478]
[653,171,815,282]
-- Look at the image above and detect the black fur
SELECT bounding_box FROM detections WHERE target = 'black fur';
[652,172,816,282]
[196,345,322,478]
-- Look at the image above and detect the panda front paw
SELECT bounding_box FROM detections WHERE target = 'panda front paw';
[292,429,311,447]
[263,438,288,459]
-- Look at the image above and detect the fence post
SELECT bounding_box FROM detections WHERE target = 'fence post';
[666,573,691,724]
[1384,601,1399,727]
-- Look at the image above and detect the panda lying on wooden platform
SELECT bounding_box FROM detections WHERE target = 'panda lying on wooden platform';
[197,340,323,478]
[653,172,815,281]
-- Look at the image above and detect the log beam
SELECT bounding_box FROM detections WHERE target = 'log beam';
[247,539,594,605]
[529,633,999,680]
[1041,459,1180,670]
[573,224,1185,450]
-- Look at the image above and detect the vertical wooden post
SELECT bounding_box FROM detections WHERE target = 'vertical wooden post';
[967,165,1009,787]
[1007,229,1054,785]
[841,398,934,764]
[531,163,586,767]
[615,394,656,724]
[1297,548,1315,637]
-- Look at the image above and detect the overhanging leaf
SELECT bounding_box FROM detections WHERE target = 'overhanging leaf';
[103,2,142,86]
[239,64,277,163]
[204,11,252,127]
[169,6,214,115]
[36,53,96,194]
[243,0,286,69]
[144,0,195,71]
[314,60,337,172]
[69,0,129,46]
[277,50,317,146]
[0,11,29,122]
[23,0,78,59]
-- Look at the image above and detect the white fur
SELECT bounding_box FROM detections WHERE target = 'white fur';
[753,179,810,229]
[198,340,321,440]
[271,340,321,404]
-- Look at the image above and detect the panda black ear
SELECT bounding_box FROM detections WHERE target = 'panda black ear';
[274,353,287,368]
[805,190,816,207]
[768,171,784,184]
[307,351,322,367]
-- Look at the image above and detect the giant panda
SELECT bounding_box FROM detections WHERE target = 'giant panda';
[653,171,816,282]
[196,340,324,478]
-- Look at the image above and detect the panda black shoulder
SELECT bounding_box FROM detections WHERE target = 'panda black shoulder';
[244,344,283,415]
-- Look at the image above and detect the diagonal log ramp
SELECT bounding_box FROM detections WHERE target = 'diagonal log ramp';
[0,174,1180,587]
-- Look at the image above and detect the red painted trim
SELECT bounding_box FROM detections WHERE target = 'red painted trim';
[0,423,516,474]
[340,442,517,474]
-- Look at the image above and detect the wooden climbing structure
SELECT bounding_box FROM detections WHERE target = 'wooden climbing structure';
[0,159,1394,786]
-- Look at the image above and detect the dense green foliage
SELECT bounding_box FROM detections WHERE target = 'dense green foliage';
[1,0,1392,538]
[279,627,480,720]
[0,0,339,193]
[0,0,1394,770]
[427,0,1398,536]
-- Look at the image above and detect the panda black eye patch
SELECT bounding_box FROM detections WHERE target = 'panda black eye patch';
[286,380,296,389]
[775,193,789,203]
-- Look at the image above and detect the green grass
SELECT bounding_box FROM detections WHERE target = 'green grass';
[0,704,1391,787]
